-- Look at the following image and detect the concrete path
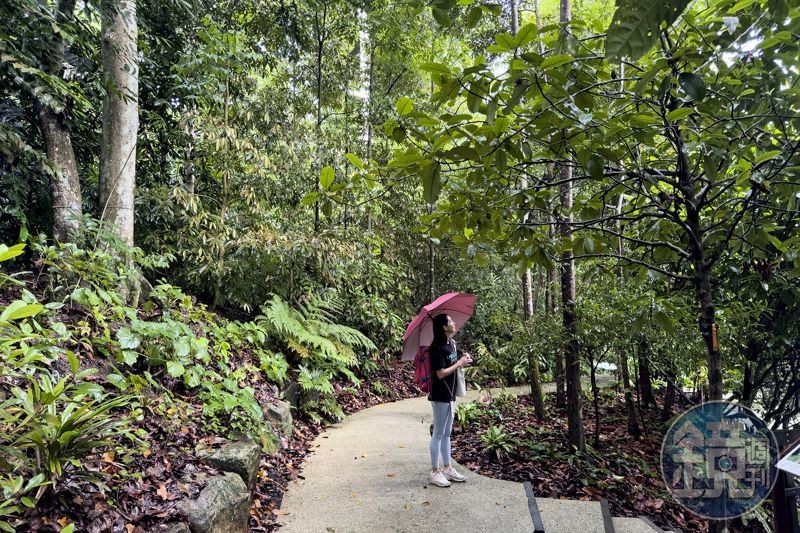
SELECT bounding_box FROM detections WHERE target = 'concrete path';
[277,376,662,533]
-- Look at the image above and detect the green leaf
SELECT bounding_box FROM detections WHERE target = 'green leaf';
[422,162,442,204]
[419,62,452,75]
[346,153,365,169]
[0,243,25,263]
[540,54,573,70]
[106,373,129,390]
[653,311,674,334]
[166,360,185,378]
[514,23,538,48]
[67,350,80,374]
[0,301,43,322]
[320,166,335,189]
[667,107,693,121]
[173,337,190,358]
[117,327,141,350]
[121,350,139,366]
[729,0,757,13]
[466,6,482,27]
[768,0,789,20]
[678,72,706,101]
[587,155,604,179]
[754,150,783,165]
[432,6,451,26]
[605,0,692,62]
[322,200,333,218]
[396,97,414,116]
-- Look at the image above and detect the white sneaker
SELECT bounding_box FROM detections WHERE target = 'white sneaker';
[429,470,451,487]
[441,466,466,482]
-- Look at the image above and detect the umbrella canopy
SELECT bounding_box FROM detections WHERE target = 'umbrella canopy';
[401,292,477,360]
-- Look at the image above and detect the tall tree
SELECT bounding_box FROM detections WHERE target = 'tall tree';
[99,0,139,245]
[509,0,545,420]
[10,0,85,241]
[558,0,585,452]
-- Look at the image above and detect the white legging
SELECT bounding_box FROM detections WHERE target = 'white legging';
[429,400,455,469]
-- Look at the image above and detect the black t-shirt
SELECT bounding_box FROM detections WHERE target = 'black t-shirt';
[429,341,457,403]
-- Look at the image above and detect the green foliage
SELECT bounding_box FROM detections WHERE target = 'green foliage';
[258,293,376,369]
[479,425,514,461]
[455,401,479,428]
[197,363,278,451]
[0,281,136,528]
[605,0,691,62]
[0,373,134,487]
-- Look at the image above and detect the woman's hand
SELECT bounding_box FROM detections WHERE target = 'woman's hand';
[459,353,473,367]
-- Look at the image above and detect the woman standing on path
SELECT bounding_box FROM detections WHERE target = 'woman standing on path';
[428,313,472,487]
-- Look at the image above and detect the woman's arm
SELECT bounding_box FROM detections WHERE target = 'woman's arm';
[435,354,472,379]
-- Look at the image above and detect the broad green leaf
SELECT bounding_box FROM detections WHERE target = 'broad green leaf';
[320,166,335,189]
[167,360,185,378]
[678,72,706,101]
[0,243,25,263]
[396,96,414,116]
[0,301,43,322]
[587,155,604,179]
[754,150,782,165]
[301,192,321,206]
[419,63,452,75]
[540,54,573,70]
[67,350,80,374]
[117,327,141,350]
[466,6,482,27]
[768,0,789,19]
[432,6,451,26]
[667,107,694,121]
[422,162,442,204]
[514,23,538,48]
[605,0,691,62]
[173,337,190,358]
[346,153,365,169]
[653,311,675,333]
[729,0,757,13]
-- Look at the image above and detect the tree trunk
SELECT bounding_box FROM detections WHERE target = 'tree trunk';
[428,205,435,302]
[37,104,83,241]
[313,6,328,233]
[615,193,640,437]
[560,163,584,452]
[557,0,583,453]
[668,92,723,401]
[662,363,676,422]
[508,0,544,419]
[100,0,138,246]
[620,351,641,437]
[637,337,656,407]
[37,0,82,241]
[548,207,565,407]
[365,39,375,232]
[184,110,196,194]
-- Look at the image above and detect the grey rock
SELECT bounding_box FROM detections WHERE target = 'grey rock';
[264,399,293,436]
[198,441,261,490]
[283,382,300,409]
[178,473,250,533]
[148,523,190,533]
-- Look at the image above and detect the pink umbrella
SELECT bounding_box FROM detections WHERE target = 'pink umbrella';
[401,292,477,360]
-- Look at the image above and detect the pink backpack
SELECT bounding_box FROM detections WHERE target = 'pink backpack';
[413,346,433,393]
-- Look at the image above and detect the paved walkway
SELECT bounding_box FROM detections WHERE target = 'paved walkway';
[277,377,622,533]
